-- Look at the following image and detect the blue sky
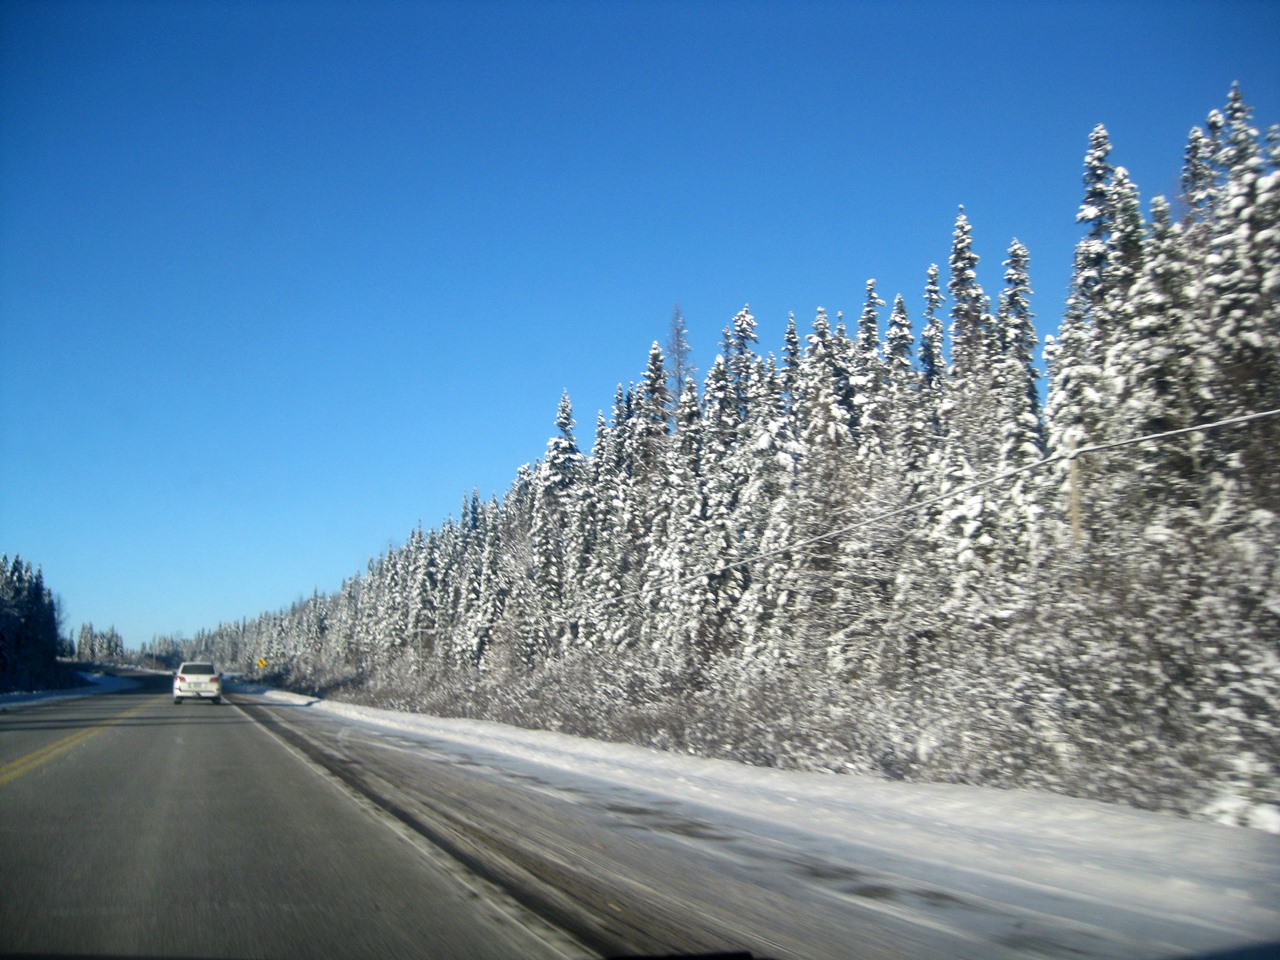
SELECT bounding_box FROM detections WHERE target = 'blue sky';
[2,0,1277,646]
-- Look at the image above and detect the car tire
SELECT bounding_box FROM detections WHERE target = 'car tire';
[174,697,182,705]
[212,697,222,705]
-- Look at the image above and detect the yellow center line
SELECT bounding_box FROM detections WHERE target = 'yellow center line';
[0,697,159,786]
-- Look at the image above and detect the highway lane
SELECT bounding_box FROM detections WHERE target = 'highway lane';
[0,675,590,960]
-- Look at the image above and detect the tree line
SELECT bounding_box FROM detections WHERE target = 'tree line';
[0,556,66,692]
[75,624,124,663]
[159,86,1279,827]
[1,559,131,692]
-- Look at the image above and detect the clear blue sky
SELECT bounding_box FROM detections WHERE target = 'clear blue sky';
[2,0,1277,646]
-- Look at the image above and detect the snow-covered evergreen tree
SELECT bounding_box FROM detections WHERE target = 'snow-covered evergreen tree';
[946,209,998,468]
[163,86,1280,829]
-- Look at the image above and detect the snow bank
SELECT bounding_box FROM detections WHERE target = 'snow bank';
[0,671,141,710]
[225,684,1280,956]
[237,686,1280,921]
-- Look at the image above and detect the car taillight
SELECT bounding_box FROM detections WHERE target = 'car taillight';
[176,675,186,682]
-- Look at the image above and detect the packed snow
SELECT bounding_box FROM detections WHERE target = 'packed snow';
[235,683,1280,958]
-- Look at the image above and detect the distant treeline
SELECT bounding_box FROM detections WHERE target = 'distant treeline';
[162,87,1280,827]
[75,624,124,663]
[0,555,66,692]
[0,558,132,693]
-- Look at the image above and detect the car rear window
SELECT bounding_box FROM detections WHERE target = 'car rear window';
[182,663,216,675]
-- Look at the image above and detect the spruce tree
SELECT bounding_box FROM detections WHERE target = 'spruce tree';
[946,208,997,468]
[666,303,696,402]
[992,239,1044,571]
[852,279,887,454]
[918,264,947,439]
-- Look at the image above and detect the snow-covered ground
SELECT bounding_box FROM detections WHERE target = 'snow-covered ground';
[0,670,140,709]
[236,684,1280,959]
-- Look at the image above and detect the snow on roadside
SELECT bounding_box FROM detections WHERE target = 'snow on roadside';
[233,683,1280,943]
[0,671,141,710]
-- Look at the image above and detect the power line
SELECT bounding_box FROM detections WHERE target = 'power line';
[559,407,1280,624]
[1067,407,1280,458]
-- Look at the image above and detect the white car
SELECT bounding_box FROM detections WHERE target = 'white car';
[173,662,222,704]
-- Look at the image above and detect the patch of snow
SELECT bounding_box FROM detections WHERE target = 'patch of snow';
[230,684,1280,954]
[1203,794,1280,834]
[0,671,141,710]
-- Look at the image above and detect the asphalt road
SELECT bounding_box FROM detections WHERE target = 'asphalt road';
[0,674,589,960]
[6,676,1276,960]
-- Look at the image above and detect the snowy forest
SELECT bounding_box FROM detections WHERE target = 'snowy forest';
[0,555,66,692]
[160,87,1280,826]
[0,557,122,692]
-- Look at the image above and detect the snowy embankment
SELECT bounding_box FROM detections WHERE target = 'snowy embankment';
[233,683,1280,958]
[0,671,140,709]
